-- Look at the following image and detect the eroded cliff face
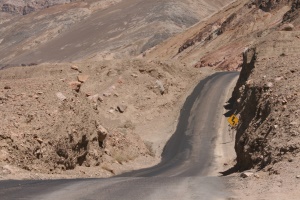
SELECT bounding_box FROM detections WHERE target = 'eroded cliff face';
[231,2,300,170]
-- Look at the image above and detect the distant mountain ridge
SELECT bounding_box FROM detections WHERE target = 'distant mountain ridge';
[0,0,74,15]
[0,0,233,68]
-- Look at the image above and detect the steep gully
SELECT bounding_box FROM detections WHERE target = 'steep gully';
[0,72,239,200]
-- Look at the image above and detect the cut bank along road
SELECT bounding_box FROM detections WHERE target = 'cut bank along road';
[0,72,239,200]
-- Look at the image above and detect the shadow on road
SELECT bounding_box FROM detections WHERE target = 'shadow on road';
[219,165,239,176]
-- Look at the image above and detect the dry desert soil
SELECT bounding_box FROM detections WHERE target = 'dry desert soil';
[1,0,300,199]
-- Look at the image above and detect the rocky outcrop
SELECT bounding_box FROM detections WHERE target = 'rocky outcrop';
[282,0,300,22]
[0,0,74,15]
[177,13,237,54]
[231,47,271,170]
[251,0,291,12]
[231,29,300,171]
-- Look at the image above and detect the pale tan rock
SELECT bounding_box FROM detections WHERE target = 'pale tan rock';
[68,81,81,91]
[56,92,67,101]
[77,75,89,83]
[97,125,108,146]
[71,65,79,71]
[87,94,97,101]
[241,172,254,178]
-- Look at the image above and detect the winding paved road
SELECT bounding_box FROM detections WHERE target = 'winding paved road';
[0,72,239,200]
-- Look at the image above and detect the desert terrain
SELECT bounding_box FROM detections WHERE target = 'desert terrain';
[0,0,232,179]
[0,0,300,199]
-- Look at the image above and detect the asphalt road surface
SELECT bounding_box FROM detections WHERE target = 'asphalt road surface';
[0,72,239,200]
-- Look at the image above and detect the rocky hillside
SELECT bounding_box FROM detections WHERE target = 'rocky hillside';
[0,0,233,68]
[144,1,300,198]
[0,0,74,15]
[146,0,299,70]
[231,0,300,171]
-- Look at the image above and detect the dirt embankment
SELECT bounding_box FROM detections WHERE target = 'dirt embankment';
[231,0,300,173]
[0,59,213,179]
[227,1,300,199]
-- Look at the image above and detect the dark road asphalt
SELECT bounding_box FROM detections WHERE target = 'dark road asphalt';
[0,72,239,200]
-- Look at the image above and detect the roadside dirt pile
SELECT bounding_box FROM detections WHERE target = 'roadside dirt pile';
[0,59,211,179]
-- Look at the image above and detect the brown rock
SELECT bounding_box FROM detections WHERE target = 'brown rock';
[77,75,89,83]
[264,82,273,89]
[36,138,43,144]
[4,86,11,89]
[254,174,260,178]
[246,79,253,86]
[97,125,108,147]
[56,92,67,101]
[117,105,127,113]
[281,23,294,31]
[113,92,119,97]
[241,172,253,178]
[71,65,79,71]
[68,81,81,92]
[103,92,111,97]
[98,96,104,102]
[274,76,284,82]
[156,80,165,95]
[88,94,101,103]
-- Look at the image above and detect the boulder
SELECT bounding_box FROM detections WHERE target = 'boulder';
[71,65,79,71]
[56,92,67,101]
[117,105,127,113]
[97,125,108,147]
[68,81,81,92]
[241,172,254,178]
[88,94,103,103]
[264,82,273,89]
[155,80,165,95]
[77,75,89,83]
[281,23,294,31]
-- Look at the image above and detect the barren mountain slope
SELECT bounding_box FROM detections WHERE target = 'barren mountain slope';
[147,0,297,70]
[0,0,233,68]
[0,0,74,15]
[229,31,300,200]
